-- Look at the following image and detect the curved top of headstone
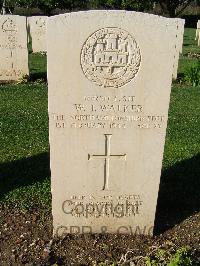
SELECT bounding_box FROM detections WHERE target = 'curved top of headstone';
[48,10,181,25]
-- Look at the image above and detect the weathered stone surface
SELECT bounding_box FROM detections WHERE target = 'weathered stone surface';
[0,15,29,82]
[48,11,184,236]
[28,16,47,53]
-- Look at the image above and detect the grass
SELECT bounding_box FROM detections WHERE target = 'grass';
[0,84,48,162]
[181,28,199,55]
[0,51,49,207]
[163,85,200,168]
[29,52,47,81]
[178,28,199,76]
[164,28,200,168]
[0,83,50,208]
[0,28,200,216]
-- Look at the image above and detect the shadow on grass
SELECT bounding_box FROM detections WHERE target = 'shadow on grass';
[174,73,185,84]
[154,154,200,235]
[0,153,199,234]
[29,71,47,82]
[0,152,50,200]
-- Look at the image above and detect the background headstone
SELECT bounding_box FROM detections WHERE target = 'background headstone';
[0,15,29,83]
[195,20,200,42]
[28,16,47,53]
[172,19,185,80]
[178,19,185,54]
[48,11,184,236]
[197,20,200,46]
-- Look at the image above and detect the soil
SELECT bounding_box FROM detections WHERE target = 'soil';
[0,205,199,265]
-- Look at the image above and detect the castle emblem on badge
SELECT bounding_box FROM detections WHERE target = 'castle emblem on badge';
[81,27,141,88]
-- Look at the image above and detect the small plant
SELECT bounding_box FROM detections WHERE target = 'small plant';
[146,246,195,266]
[34,78,46,84]
[185,61,200,87]
[16,74,29,84]
[186,52,200,59]
[168,247,193,266]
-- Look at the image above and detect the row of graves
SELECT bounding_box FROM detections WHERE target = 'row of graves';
[0,15,47,83]
[0,14,186,84]
[1,11,187,235]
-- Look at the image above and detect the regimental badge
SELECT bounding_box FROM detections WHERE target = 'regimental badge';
[81,27,141,88]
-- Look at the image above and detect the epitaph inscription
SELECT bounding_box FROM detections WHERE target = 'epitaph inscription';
[81,27,141,88]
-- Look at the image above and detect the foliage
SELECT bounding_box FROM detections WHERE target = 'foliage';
[0,0,35,11]
[168,247,193,266]
[0,0,58,14]
[0,0,154,13]
[16,74,29,84]
[35,0,57,15]
[121,0,154,11]
[1,0,199,15]
[155,0,196,17]
[185,61,200,87]
[146,246,195,266]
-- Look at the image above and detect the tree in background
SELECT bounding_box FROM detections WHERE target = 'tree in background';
[29,0,154,13]
[0,0,199,16]
[0,0,58,14]
[0,0,15,13]
[97,0,154,11]
[0,0,34,12]
[121,0,154,11]
[34,0,58,15]
[57,0,87,10]
[156,0,198,17]
[103,0,199,16]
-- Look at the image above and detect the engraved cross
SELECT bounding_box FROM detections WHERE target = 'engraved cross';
[88,134,126,190]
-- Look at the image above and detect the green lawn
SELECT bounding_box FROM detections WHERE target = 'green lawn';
[178,28,199,75]
[0,28,199,213]
[29,53,47,81]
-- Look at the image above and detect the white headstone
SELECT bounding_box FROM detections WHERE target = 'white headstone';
[0,15,29,82]
[195,20,200,41]
[197,20,200,46]
[48,11,184,236]
[172,19,185,79]
[28,16,47,53]
[178,19,185,54]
